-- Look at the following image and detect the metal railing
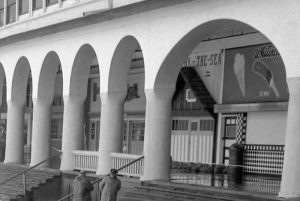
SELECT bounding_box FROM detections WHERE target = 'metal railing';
[58,155,144,201]
[0,147,62,200]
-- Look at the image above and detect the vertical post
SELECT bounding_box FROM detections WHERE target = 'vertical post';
[96,91,126,175]
[3,0,7,25]
[23,173,27,200]
[28,0,32,16]
[142,87,174,181]
[60,95,85,170]
[42,0,46,12]
[279,77,300,198]
[30,98,52,167]
[15,0,19,21]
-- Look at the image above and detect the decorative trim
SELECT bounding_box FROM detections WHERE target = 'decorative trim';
[214,102,288,113]
[236,113,247,144]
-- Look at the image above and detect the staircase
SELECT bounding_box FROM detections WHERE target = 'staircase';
[180,67,216,115]
[119,180,286,201]
[0,163,60,201]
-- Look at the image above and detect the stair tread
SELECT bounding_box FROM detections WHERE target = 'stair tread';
[0,163,60,201]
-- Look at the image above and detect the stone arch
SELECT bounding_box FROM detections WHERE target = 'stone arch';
[60,43,99,170]
[144,18,289,181]
[69,44,98,99]
[108,35,143,93]
[5,56,32,164]
[97,35,145,174]
[38,51,62,100]
[11,56,31,103]
[154,19,288,90]
[30,51,63,168]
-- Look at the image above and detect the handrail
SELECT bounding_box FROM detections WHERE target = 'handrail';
[58,155,144,201]
[0,147,62,186]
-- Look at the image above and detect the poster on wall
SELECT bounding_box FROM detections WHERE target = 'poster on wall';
[222,43,289,104]
[185,49,224,104]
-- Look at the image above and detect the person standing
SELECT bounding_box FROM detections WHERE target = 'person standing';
[73,170,94,201]
[99,169,121,201]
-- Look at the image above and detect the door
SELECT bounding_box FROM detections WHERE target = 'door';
[123,119,145,155]
[171,118,189,162]
[189,119,214,163]
[223,116,238,165]
[88,119,100,151]
[171,118,214,163]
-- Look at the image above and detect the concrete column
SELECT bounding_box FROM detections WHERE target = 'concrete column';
[4,99,25,164]
[30,98,52,167]
[142,87,174,181]
[60,95,85,170]
[96,91,126,175]
[279,77,300,198]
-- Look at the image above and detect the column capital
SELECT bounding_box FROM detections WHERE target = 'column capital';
[63,94,86,105]
[32,97,53,107]
[7,98,26,107]
[144,86,175,102]
[287,77,300,95]
[100,90,127,105]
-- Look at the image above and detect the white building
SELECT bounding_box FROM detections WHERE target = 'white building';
[0,0,299,199]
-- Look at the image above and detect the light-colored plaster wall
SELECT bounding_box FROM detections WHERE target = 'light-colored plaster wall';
[246,111,287,145]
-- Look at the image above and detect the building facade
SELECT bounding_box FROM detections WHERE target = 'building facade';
[0,0,299,199]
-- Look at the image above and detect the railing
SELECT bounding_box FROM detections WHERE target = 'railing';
[111,153,144,177]
[73,150,99,171]
[58,155,144,201]
[0,147,62,201]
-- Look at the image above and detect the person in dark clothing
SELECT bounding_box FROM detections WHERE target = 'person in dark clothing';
[99,169,121,201]
[73,170,94,201]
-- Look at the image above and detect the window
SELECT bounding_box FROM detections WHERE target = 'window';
[32,0,42,10]
[199,119,214,131]
[131,122,144,141]
[51,119,62,139]
[46,0,57,6]
[7,0,16,24]
[224,117,237,139]
[190,122,198,131]
[172,119,188,131]
[19,0,29,15]
[0,0,4,27]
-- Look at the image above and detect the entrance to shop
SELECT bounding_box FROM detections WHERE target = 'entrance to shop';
[123,119,145,155]
[222,115,238,165]
[171,117,214,163]
[87,119,100,151]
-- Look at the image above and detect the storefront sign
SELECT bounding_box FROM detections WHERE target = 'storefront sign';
[185,49,224,103]
[222,43,289,104]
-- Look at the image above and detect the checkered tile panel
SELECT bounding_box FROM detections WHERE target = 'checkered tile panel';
[243,144,284,175]
[235,113,247,144]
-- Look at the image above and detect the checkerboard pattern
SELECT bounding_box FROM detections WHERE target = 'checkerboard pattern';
[243,144,285,175]
[235,113,247,144]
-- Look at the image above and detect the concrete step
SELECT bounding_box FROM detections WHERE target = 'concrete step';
[0,163,61,201]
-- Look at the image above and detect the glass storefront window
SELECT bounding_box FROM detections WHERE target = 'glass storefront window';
[19,0,29,15]
[131,122,145,141]
[0,0,4,27]
[46,0,57,7]
[7,0,16,24]
[32,0,42,10]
